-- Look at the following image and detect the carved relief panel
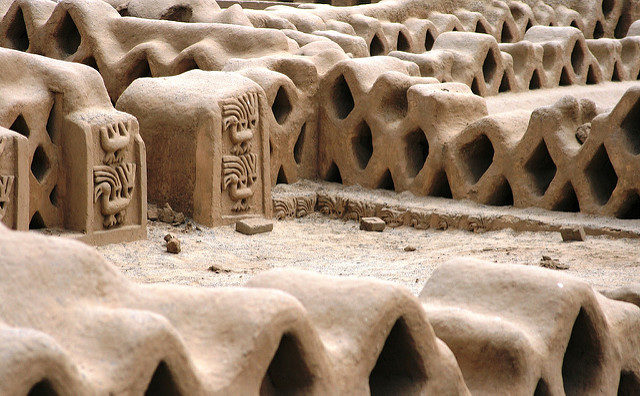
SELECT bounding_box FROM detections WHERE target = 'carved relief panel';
[220,91,267,219]
[93,120,137,229]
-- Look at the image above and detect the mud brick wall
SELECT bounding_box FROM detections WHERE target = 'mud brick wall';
[0,48,146,244]
[0,224,639,394]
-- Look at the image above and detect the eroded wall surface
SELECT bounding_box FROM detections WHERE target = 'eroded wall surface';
[0,223,638,395]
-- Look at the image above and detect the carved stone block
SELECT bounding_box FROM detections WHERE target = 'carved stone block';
[117,70,271,226]
[0,48,146,245]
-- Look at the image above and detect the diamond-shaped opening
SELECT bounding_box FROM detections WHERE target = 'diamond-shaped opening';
[369,318,427,395]
[498,73,511,92]
[130,57,152,82]
[271,86,292,125]
[55,12,81,57]
[331,74,354,120]
[552,182,580,212]
[529,69,542,89]
[369,33,385,56]
[501,23,515,43]
[593,20,604,39]
[325,161,342,183]
[81,56,99,72]
[46,102,58,143]
[615,191,640,219]
[471,77,481,95]
[144,361,181,396]
[293,123,306,165]
[377,169,395,191]
[29,211,46,230]
[617,371,640,395]
[31,145,51,183]
[160,4,193,22]
[10,114,30,138]
[174,57,199,74]
[562,308,605,395]
[460,134,494,184]
[424,29,435,51]
[585,145,618,205]
[612,62,622,81]
[614,15,628,39]
[6,7,29,51]
[475,21,488,34]
[586,65,598,84]
[430,169,452,198]
[486,176,514,206]
[351,121,373,170]
[260,333,315,395]
[524,140,556,196]
[483,48,498,84]
[404,129,428,178]
[534,378,552,396]
[276,166,288,185]
[559,67,572,86]
[396,31,410,52]
[619,98,640,155]
[27,379,56,396]
[602,0,614,18]
[526,19,533,31]
[570,42,585,75]
[49,185,59,207]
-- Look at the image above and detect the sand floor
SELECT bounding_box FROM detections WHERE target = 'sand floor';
[98,213,640,295]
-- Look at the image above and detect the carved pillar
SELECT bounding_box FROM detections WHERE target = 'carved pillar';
[117,70,271,226]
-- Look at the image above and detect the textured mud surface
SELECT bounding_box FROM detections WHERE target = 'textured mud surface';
[98,214,640,294]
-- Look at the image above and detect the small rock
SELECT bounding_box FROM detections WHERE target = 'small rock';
[172,212,186,226]
[182,222,193,233]
[158,203,175,223]
[360,217,385,232]
[540,255,569,270]
[157,203,186,226]
[147,203,158,221]
[166,237,181,254]
[560,226,585,242]
[404,245,416,252]
[164,233,174,242]
[236,218,274,235]
[207,264,231,273]
[575,123,591,144]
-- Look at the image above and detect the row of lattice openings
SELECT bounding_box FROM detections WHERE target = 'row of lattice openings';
[6,107,61,230]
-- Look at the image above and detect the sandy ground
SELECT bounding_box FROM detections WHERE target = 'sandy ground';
[98,213,640,295]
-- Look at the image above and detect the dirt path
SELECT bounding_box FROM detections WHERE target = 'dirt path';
[98,214,640,295]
